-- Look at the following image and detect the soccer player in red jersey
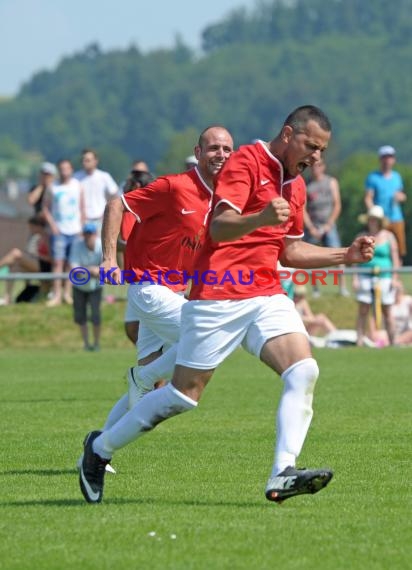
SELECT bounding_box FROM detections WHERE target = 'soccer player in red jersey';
[77,126,233,483]
[79,106,375,505]
[119,162,154,345]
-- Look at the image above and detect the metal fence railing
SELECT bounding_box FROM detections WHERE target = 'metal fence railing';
[1,267,412,282]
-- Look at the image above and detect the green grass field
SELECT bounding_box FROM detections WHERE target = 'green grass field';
[1,343,411,570]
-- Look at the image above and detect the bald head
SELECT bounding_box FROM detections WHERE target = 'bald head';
[195,126,234,187]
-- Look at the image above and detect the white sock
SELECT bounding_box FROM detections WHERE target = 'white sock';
[136,345,178,390]
[102,394,129,431]
[101,346,178,433]
[271,358,319,477]
[93,383,197,459]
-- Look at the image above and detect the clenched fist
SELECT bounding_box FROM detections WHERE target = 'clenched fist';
[344,235,375,264]
[260,198,290,227]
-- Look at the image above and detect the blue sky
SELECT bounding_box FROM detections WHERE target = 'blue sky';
[0,0,247,96]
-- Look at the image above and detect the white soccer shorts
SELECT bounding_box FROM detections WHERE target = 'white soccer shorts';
[356,277,395,306]
[176,294,308,370]
[126,283,186,359]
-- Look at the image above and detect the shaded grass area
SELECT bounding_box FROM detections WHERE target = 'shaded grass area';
[0,347,411,569]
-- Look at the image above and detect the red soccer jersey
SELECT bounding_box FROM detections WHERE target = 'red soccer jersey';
[190,141,306,300]
[120,211,136,242]
[122,168,213,292]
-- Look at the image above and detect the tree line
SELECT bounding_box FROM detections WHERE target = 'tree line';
[0,0,411,258]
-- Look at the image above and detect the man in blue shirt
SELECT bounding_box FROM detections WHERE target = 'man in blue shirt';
[365,145,407,258]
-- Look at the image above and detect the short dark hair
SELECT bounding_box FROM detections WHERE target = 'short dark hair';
[57,158,72,167]
[283,105,332,133]
[82,148,99,160]
[197,124,231,149]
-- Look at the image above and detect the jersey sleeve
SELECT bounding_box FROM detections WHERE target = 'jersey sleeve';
[286,204,304,238]
[122,178,171,223]
[120,212,136,241]
[286,177,305,238]
[213,151,253,214]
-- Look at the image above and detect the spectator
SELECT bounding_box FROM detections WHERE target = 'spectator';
[121,159,151,194]
[304,159,349,296]
[185,155,198,170]
[27,162,57,215]
[42,159,84,307]
[293,285,336,336]
[75,148,119,233]
[69,223,103,351]
[371,281,412,347]
[365,145,407,259]
[354,205,400,346]
[393,281,412,345]
[0,215,52,305]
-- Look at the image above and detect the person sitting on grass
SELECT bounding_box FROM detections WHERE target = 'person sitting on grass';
[293,285,336,337]
[0,216,52,305]
[368,280,412,347]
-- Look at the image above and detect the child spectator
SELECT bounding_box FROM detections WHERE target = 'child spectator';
[69,223,103,351]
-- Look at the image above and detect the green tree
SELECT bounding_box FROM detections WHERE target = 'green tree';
[156,127,199,175]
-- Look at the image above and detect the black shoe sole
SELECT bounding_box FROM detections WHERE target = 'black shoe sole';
[266,470,333,504]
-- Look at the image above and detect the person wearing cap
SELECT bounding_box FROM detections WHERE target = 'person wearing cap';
[69,223,103,351]
[353,205,400,346]
[27,162,57,215]
[365,145,406,258]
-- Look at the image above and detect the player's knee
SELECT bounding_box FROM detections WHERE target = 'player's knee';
[282,357,319,393]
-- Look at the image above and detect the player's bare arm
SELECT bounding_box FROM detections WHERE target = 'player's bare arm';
[280,235,375,268]
[101,196,125,284]
[210,198,290,242]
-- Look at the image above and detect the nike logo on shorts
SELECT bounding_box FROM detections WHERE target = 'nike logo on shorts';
[260,179,270,186]
[181,209,196,215]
